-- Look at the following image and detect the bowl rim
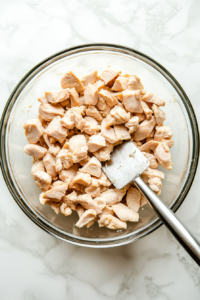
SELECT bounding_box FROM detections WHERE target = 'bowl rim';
[0,43,199,248]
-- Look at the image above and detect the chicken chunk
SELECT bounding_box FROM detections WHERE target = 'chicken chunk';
[139,140,159,152]
[126,186,141,212]
[76,209,97,228]
[33,170,52,191]
[56,149,73,171]
[49,144,61,156]
[81,71,98,87]
[114,125,131,141]
[45,116,68,143]
[24,144,47,159]
[61,71,85,93]
[75,194,102,214]
[98,214,127,230]
[152,104,166,125]
[72,172,92,187]
[23,119,44,144]
[98,189,119,206]
[45,89,70,104]
[76,204,85,218]
[40,183,68,205]
[134,113,146,123]
[84,83,99,106]
[100,68,120,85]
[85,184,101,198]
[87,134,106,152]
[69,135,88,163]
[48,201,60,214]
[101,119,117,144]
[128,75,143,91]
[60,203,72,216]
[82,116,100,135]
[140,195,148,207]
[141,101,152,120]
[98,206,114,218]
[142,167,165,181]
[69,88,80,107]
[111,75,128,91]
[142,152,158,169]
[142,93,165,106]
[59,164,79,188]
[97,171,112,187]
[109,106,130,124]
[122,90,143,113]
[81,156,102,178]
[98,89,118,108]
[134,116,156,141]
[93,141,114,161]
[112,203,139,222]
[39,103,64,121]
[43,152,57,178]
[154,142,173,170]
[31,159,45,174]
[93,79,105,90]
[148,177,163,195]
[154,126,173,142]
[163,139,174,148]
[125,116,139,134]
[114,184,130,202]
[86,106,103,122]
[97,96,107,111]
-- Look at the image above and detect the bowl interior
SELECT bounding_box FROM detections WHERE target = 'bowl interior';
[5,48,194,242]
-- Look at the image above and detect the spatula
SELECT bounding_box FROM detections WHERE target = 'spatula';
[102,141,200,266]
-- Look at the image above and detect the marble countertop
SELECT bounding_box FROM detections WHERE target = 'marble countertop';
[0,0,200,299]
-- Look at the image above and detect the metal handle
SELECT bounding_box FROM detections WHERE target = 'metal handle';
[135,176,200,266]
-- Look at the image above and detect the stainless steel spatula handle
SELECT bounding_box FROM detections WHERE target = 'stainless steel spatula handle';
[135,176,200,266]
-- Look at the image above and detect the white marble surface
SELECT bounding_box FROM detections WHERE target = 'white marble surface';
[0,0,200,299]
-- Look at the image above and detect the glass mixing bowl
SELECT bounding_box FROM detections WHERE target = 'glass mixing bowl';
[0,44,199,247]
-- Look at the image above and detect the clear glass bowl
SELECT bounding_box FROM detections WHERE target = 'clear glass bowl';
[0,44,199,248]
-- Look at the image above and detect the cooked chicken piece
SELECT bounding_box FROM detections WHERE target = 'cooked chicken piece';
[100,68,120,85]
[60,202,72,216]
[68,88,80,107]
[97,171,112,187]
[75,194,102,214]
[66,191,78,203]
[85,184,101,198]
[97,96,107,111]
[84,83,99,106]
[142,152,158,169]
[23,119,44,144]
[98,214,127,230]
[134,116,156,141]
[39,103,64,121]
[86,106,103,122]
[98,89,118,108]
[112,203,139,222]
[75,208,97,228]
[154,126,173,142]
[109,106,130,124]
[101,119,117,144]
[44,89,70,104]
[141,101,152,120]
[48,201,60,214]
[24,144,47,159]
[52,180,64,187]
[59,164,79,188]
[142,167,164,181]
[93,79,105,90]
[38,95,48,104]
[154,142,173,170]
[113,91,123,102]
[111,76,128,91]
[81,71,98,87]
[43,132,52,148]
[93,141,114,161]
[33,170,52,191]
[49,144,61,156]
[81,156,102,178]
[128,75,144,91]
[82,116,100,135]
[76,204,85,218]
[148,177,162,195]
[114,184,130,202]
[69,135,88,163]
[102,115,116,128]
[140,195,148,207]
[98,206,114,218]
[139,140,159,152]
[134,113,146,123]
[79,154,91,167]
[126,186,141,212]
[99,105,111,118]
[55,149,73,172]
[87,134,106,152]
[43,152,57,178]
[61,71,85,93]
[40,183,68,205]
[163,139,174,148]
[142,93,165,106]
[125,116,139,134]
[72,171,92,187]
[78,96,85,106]
[45,116,68,143]
[152,104,166,125]
[92,196,106,210]
[60,98,71,107]
[122,90,143,113]
[98,189,119,206]
[114,125,131,141]
[61,110,75,130]
[31,159,45,174]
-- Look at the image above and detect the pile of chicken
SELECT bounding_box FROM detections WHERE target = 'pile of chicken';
[23,68,173,230]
